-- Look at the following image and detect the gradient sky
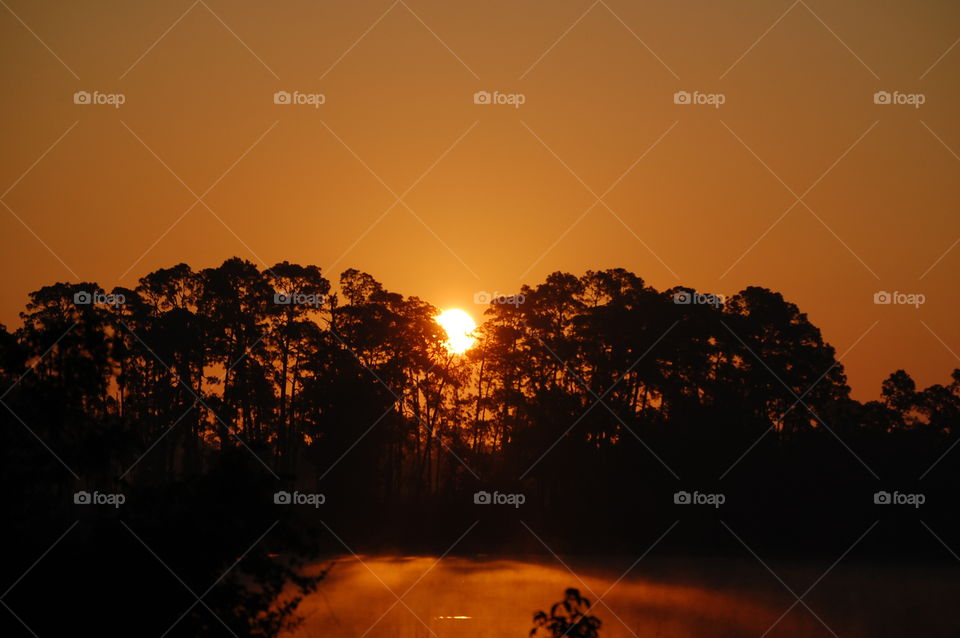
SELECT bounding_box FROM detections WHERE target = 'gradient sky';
[1,0,959,399]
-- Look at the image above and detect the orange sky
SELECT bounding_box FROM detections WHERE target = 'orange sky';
[1,0,959,399]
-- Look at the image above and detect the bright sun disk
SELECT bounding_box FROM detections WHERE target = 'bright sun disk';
[436,308,476,354]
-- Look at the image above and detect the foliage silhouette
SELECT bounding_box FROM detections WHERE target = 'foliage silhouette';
[2,260,959,634]
[531,588,602,637]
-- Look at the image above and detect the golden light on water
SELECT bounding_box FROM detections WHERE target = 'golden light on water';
[436,309,476,354]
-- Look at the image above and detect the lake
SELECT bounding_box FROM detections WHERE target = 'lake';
[283,555,958,637]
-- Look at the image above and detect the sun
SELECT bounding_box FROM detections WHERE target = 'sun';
[436,308,477,354]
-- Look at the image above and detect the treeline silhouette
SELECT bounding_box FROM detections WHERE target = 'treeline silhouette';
[2,260,958,636]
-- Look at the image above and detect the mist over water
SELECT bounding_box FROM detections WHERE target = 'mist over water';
[284,556,958,637]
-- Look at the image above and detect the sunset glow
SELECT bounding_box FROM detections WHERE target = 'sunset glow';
[436,308,476,354]
[3,3,958,635]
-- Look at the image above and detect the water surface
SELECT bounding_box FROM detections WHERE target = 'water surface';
[285,555,958,637]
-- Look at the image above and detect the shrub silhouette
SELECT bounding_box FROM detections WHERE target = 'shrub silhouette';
[531,588,602,637]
